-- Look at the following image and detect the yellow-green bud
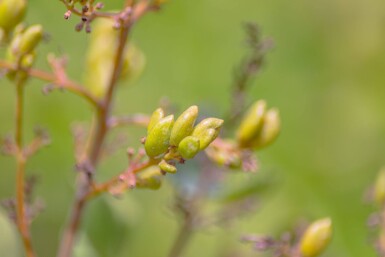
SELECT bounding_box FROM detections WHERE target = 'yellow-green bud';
[145,115,174,158]
[236,100,266,147]
[18,25,43,55]
[159,159,177,174]
[300,218,332,257]
[154,0,167,5]
[20,52,36,68]
[0,0,26,33]
[84,19,118,97]
[170,105,198,146]
[251,108,280,149]
[374,167,385,206]
[0,28,4,43]
[84,20,145,98]
[178,136,200,159]
[136,166,163,190]
[148,108,165,133]
[121,43,146,81]
[192,118,224,150]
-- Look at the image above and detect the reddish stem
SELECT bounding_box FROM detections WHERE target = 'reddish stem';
[15,79,36,257]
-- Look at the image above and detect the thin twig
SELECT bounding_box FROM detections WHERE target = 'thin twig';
[15,78,36,257]
[0,60,99,107]
[56,2,156,257]
[168,218,193,257]
[108,114,150,128]
[59,0,116,19]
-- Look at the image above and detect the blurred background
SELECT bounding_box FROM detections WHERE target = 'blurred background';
[1,0,385,256]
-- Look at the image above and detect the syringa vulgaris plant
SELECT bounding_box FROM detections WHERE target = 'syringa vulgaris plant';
[0,0,333,257]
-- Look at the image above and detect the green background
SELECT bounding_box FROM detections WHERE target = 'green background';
[1,0,385,256]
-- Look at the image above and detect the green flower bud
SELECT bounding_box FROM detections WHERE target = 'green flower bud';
[18,25,43,55]
[236,100,266,147]
[0,28,4,43]
[144,115,174,158]
[170,105,198,146]
[0,0,26,33]
[192,118,224,150]
[158,159,177,174]
[84,19,118,97]
[178,136,200,159]
[84,20,145,98]
[374,167,385,206]
[121,43,146,81]
[251,108,281,149]
[300,218,332,257]
[136,166,163,190]
[148,108,165,133]
[20,52,36,68]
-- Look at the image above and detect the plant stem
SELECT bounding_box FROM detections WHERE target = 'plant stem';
[168,217,193,257]
[0,60,99,107]
[56,13,132,257]
[15,78,36,257]
[56,2,155,257]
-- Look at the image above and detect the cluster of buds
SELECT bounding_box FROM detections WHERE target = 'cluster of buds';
[84,19,145,98]
[0,0,26,41]
[144,106,224,174]
[5,24,43,81]
[206,99,280,171]
[0,0,43,81]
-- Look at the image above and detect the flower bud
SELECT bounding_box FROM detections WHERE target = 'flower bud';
[374,167,385,206]
[18,25,43,55]
[84,20,145,98]
[20,52,36,68]
[136,166,163,190]
[144,115,174,158]
[159,159,177,174]
[178,136,200,159]
[192,118,223,150]
[84,19,118,97]
[154,0,167,5]
[121,43,146,81]
[170,105,198,146]
[236,100,266,147]
[0,0,26,33]
[147,108,165,133]
[0,28,4,43]
[251,108,281,149]
[300,218,332,257]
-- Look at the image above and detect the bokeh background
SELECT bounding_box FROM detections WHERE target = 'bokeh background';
[1,0,385,256]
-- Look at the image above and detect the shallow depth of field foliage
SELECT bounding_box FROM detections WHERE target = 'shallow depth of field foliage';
[1,0,385,257]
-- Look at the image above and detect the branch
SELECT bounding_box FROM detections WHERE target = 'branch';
[56,2,157,257]
[107,114,150,128]
[0,59,100,107]
[14,78,36,257]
